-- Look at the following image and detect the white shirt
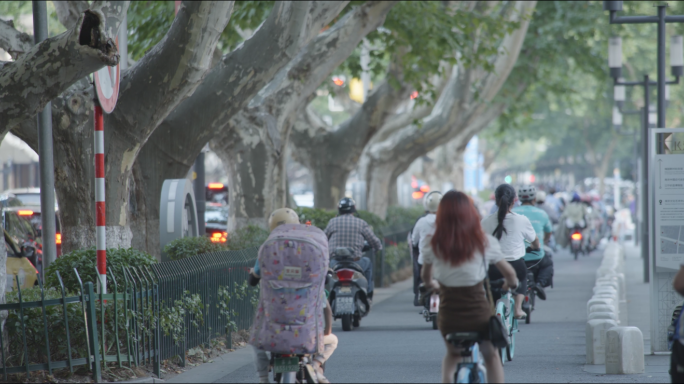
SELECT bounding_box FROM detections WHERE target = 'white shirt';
[481,212,536,261]
[412,214,436,265]
[421,233,505,287]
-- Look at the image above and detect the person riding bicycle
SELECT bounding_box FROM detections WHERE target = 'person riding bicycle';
[325,197,382,300]
[249,208,337,383]
[421,190,518,383]
[482,184,539,320]
[512,185,554,301]
[410,191,442,306]
[535,191,559,225]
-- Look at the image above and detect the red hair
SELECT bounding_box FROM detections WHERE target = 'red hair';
[430,190,487,266]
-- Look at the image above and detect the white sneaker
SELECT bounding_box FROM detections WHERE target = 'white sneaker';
[315,366,330,383]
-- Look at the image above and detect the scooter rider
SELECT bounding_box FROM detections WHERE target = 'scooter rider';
[249,208,337,383]
[513,185,554,301]
[325,197,382,300]
[410,191,442,306]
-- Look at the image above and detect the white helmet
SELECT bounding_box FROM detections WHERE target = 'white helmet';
[423,191,443,213]
[268,208,300,231]
[536,190,547,203]
[517,185,536,203]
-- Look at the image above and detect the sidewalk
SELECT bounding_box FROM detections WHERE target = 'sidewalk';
[163,278,413,383]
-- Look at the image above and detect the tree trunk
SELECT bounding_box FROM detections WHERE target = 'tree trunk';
[312,164,350,210]
[366,162,397,219]
[211,127,287,231]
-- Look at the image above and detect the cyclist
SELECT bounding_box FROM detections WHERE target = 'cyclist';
[421,190,518,383]
[325,197,382,300]
[410,191,442,306]
[513,185,554,301]
[481,184,539,319]
[535,191,559,224]
[249,208,337,383]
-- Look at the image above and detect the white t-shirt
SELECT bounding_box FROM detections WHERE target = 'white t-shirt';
[421,233,505,287]
[412,213,436,265]
[481,212,536,261]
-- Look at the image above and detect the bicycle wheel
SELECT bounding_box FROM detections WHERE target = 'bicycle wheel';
[506,318,517,361]
[454,365,471,383]
[495,301,507,365]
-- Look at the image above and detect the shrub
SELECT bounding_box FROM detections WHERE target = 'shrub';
[164,236,224,261]
[383,242,411,272]
[226,225,270,250]
[294,207,336,230]
[45,247,157,293]
[385,205,424,229]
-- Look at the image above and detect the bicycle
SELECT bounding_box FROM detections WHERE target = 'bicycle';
[522,248,543,325]
[447,332,487,383]
[490,279,518,363]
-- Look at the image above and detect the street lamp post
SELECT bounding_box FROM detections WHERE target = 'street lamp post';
[606,30,681,282]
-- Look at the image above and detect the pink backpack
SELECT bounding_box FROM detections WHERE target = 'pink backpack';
[249,224,329,354]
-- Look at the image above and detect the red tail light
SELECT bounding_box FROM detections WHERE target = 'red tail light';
[571,232,582,241]
[210,231,227,243]
[55,233,62,245]
[336,269,355,281]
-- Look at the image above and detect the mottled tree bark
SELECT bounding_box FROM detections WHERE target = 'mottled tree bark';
[210,1,396,231]
[362,1,536,218]
[129,1,351,255]
[13,0,234,253]
[0,1,129,132]
[290,67,412,209]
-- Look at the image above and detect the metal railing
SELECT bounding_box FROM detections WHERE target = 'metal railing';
[150,248,259,365]
[0,266,159,383]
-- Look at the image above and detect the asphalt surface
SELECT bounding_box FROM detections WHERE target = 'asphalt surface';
[217,245,669,383]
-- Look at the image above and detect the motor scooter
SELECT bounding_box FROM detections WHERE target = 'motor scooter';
[418,282,439,330]
[328,246,371,331]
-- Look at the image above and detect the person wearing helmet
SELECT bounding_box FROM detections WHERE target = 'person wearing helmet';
[409,191,443,306]
[249,208,337,383]
[325,197,382,299]
[557,192,590,249]
[513,185,554,300]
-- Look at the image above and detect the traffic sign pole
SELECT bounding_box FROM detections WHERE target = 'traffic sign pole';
[94,105,106,293]
[93,37,121,294]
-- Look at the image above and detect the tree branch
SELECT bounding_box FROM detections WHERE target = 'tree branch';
[0,1,129,133]
[54,1,91,29]
[106,0,235,172]
[0,19,33,60]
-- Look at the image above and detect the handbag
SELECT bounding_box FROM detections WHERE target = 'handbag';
[482,255,510,349]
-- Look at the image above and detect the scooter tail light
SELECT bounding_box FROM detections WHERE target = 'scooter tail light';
[336,269,355,281]
[571,232,582,241]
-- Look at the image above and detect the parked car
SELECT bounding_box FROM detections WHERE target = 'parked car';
[1,195,41,290]
[2,188,61,257]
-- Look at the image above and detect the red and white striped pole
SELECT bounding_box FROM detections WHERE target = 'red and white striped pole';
[95,105,106,293]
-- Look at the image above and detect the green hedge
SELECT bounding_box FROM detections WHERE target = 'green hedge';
[44,247,157,293]
[163,225,270,261]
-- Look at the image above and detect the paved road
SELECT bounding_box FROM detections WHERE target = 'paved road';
[218,245,669,383]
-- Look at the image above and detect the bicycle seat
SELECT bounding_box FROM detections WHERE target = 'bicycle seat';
[446,332,480,342]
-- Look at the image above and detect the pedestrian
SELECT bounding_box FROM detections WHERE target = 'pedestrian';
[671,265,684,382]
[421,190,518,383]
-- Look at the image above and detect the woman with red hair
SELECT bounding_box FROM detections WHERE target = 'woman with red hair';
[421,190,518,383]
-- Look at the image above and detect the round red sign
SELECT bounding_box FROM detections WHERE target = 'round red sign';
[94,37,121,113]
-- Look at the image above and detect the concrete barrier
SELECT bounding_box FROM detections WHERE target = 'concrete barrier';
[587,298,615,314]
[588,311,619,322]
[586,319,619,364]
[588,304,617,317]
[605,327,645,374]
